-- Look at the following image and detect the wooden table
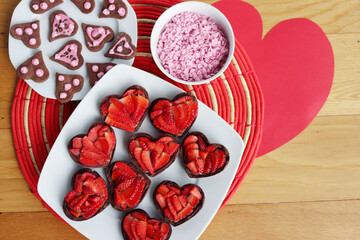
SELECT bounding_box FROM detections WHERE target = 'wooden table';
[1,0,359,239]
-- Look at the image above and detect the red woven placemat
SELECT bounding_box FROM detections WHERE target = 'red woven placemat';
[11,0,263,218]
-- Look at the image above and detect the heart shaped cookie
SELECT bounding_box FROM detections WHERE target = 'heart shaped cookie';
[30,0,63,14]
[128,133,180,177]
[82,23,114,52]
[182,132,229,178]
[68,121,116,168]
[150,93,198,137]
[104,32,136,59]
[86,62,116,86]
[153,181,204,226]
[71,0,95,14]
[10,20,41,49]
[106,161,150,211]
[122,209,172,240]
[63,168,109,221]
[99,0,127,19]
[49,10,78,42]
[100,85,150,132]
[17,51,49,83]
[50,40,84,70]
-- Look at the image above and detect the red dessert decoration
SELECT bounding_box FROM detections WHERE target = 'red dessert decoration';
[63,168,109,220]
[100,85,150,132]
[182,132,229,177]
[149,93,198,137]
[122,209,171,240]
[106,161,150,211]
[128,133,180,177]
[153,181,204,226]
[68,122,116,168]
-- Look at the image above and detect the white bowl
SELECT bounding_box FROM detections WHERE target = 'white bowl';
[150,1,235,85]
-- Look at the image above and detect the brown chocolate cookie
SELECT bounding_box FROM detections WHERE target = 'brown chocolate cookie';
[30,0,64,14]
[50,40,84,70]
[71,0,95,14]
[82,24,114,52]
[105,32,136,60]
[86,62,116,86]
[99,0,127,19]
[49,10,78,42]
[17,51,49,83]
[55,73,84,103]
[10,20,41,49]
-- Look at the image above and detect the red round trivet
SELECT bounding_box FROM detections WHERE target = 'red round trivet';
[11,0,263,219]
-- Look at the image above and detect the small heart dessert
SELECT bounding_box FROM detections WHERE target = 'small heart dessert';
[122,209,172,240]
[30,0,63,14]
[63,168,109,221]
[128,133,180,177]
[50,40,84,70]
[105,32,136,59]
[71,0,95,14]
[182,132,230,178]
[49,10,78,42]
[100,85,150,132]
[150,93,198,137]
[99,0,127,19]
[86,62,116,86]
[106,161,150,211]
[153,181,204,226]
[10,20,41,49]
[55,73,84,103]
[17,51,49,83]
[68,121,116,168]
[82,24,114,52]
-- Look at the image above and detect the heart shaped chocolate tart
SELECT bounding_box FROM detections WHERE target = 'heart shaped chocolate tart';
[100,85,150,132]
[122,209,172,240]
[182,132,229,178]
[68,121,116,168]
[63,168,109,221]
[128,133,180,177]
[149,93,198,137]
[153,181,204,226]
[106,161,150,211]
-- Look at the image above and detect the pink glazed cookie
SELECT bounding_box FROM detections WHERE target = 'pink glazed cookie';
[50,40,84,70]
[10,20,41,49]
[49,11,78,42]
[82,23,114,52]
[17,51,49,83]
[55,73,84,103]
[105,32,136,60]
[86,63,116,86]
[30,0,64,14]
[99,0,127,20]
[71,0,95,14]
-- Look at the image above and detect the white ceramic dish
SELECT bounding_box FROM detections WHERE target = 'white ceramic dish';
[9,0,137,100]
[38,64,244,240]
[150,1,235,85]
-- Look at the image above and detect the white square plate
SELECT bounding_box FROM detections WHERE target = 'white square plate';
[38,64,244,240]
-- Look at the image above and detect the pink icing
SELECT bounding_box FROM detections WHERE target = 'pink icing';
[157,11,229,82]
[97,72,104,78]
[102,9,110,15]
[35,69,44,77]
[64,83,72,91]
[118,7,126,16]
[40,2,48,10]
[29,38,37,45]
[25,28,33,35]
[54,43,80,67]
[106,65,114,71]
[86,27,111,47]
[20,67,28,74]
[32,4,39,10]
[73,79,80,86]
[109,4,115,11]
[108,36,134,57]
[32,23,38,29]
[52,14,75,39]
[58,75,65,81]
[84,2,91,9]
[32,58,39,66]
[15,28,23,36]
[60,92,67,99]
[109,0,114,3]
[50,0,55,2]
[92,65,99,72]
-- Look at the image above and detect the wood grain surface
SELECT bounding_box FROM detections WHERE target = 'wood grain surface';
[1,0,359,239]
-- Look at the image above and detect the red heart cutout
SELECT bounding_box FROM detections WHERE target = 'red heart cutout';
[121,209,172,240]
[150,93,198,137]
[106,161,151,211]
[63,168,109,220]
[100,85,150,132]
[128,133,180,177]
[68,121,116,168]
[153,181,204,226]
[213,0,334,156]
[182,132,229,178]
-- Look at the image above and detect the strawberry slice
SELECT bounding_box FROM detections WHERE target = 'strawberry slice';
[136,221,147,240]
[72,137,83,149]
[69,148,80,156]
[132,95,149,122]
[88,125,102,142]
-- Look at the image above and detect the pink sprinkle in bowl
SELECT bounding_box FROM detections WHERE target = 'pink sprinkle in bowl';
[150,1,235,85]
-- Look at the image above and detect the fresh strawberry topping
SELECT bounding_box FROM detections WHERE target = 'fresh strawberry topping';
[122,210,171,240]
[69,123,116,167]
[150,93,198,137]
[154,182,203,225]
[129,134,179,176]
[183,133,228,176]
[101,87,149,132]
[64,171,108,219]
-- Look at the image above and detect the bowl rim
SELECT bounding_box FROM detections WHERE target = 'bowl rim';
[150,1,235,85]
